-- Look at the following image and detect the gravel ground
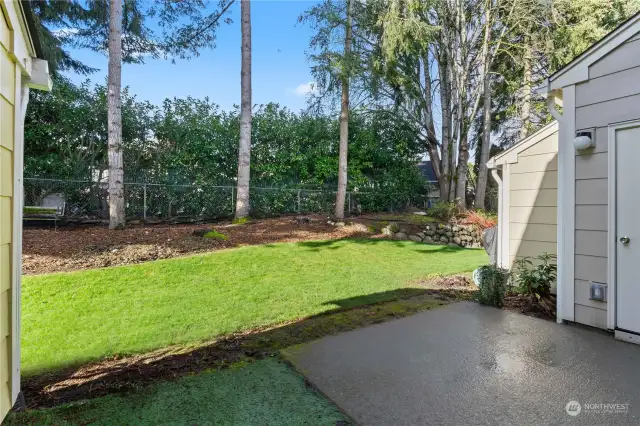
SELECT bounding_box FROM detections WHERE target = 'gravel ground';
[22,215,374,275]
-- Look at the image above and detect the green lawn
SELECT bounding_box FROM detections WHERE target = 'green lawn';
[23,238,487,375]
[8,359,347,425]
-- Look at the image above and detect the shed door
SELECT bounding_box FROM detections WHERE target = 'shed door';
[616,125,640,334]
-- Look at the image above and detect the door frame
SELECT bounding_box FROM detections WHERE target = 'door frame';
[607,119,640,331]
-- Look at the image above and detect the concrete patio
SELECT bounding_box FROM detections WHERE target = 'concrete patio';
[285,302,640,425]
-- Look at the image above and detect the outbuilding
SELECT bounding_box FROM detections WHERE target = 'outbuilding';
[0,1,51,420]
[487,121,558,292]
[534,11,640,341]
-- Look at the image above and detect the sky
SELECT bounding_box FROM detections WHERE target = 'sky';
[65,1,320,112]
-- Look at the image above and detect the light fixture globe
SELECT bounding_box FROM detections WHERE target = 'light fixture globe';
[574,135,594,151]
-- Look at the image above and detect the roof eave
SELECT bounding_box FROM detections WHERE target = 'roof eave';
[19,1,45,60]
[546,11,640,90]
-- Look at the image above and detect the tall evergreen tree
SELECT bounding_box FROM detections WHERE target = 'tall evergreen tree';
[335,0,353,221]
[235,0,252,219]
[59,0,236,228]
[107,0,125,228]
[30,1,97,76]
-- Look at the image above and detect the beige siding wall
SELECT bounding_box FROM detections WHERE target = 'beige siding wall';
[0,9,14,418]
[572,31,640,328]
[508,132,558,285]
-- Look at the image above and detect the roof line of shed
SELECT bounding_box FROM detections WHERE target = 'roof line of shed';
[487,120,558,168]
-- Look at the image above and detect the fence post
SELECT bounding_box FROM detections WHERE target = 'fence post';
[231,186,235,215]
[143,184,147,221]
[297,189,301,214]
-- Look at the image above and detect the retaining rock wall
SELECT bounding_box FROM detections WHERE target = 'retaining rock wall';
[384,222,483,248]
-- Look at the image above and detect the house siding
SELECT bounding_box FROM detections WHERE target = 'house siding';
[0,9,14,418]
[572,30,640,328]
[507,131,558,286]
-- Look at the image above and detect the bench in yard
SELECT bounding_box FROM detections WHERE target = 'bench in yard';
[23,204,65,229]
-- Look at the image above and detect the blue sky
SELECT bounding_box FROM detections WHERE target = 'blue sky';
[65,1,319,112]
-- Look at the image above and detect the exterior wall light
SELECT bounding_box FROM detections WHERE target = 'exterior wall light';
[574,130,595,151]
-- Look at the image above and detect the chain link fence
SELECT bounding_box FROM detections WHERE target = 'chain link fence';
[24,178,436,222]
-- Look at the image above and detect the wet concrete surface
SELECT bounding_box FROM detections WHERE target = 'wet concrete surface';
[285,302,640,425]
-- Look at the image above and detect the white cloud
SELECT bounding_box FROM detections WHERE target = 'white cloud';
[52,28,79,38]
[289,81,317,97]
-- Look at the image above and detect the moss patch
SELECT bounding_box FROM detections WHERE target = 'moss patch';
[8,359,348,426]
[203,229,228,240]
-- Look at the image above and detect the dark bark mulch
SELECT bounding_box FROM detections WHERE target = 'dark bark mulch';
[503,292,556,321]
[23,215,372,275]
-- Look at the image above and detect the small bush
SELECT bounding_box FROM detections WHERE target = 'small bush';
[232,217,250,225]
[428,201,457,221]
[461,210,497,230]
[476,264,510,308]
[204,230,228,240]
[514,253,557,308]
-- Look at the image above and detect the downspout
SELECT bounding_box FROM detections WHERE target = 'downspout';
[490,168,503,267]
[21,86,30,119]
[546,88,563,122]
[544,78,564,324]
[12,84,29,404]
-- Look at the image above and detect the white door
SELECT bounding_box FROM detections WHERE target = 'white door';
[616,125,640,334]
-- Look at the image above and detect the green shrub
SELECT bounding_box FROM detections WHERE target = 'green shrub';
[514,253,557,301]
[428,201,457,221]
[204,230,228,240]
[232,217,250,225]
[476,264,510,308]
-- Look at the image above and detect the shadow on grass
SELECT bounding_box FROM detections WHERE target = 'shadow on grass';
[22,285,476,410]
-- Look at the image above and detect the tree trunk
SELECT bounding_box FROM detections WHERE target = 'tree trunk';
[455,132,469,210]
[107,0,125,229]
[452,0,464,207]
[421,53,444,188]
[235,0,252,219]
[474,2,493,209]
[334,0,352,221]
[520,37,532,140]
[438,51,452,202]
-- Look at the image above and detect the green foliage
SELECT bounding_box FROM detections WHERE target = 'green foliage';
[203,230,228,240]
[427,201,457,221]
[25,76,157,180]
[473,209,497,222]
[25,79,428,218]
[489,0,640,147]
[550,0,640,71]
[514,253,557,301]
[476,264,510,308]
[231,217,250,225]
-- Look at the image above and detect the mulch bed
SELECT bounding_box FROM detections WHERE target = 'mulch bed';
[23,215,373,275]
[503,292,556,320]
